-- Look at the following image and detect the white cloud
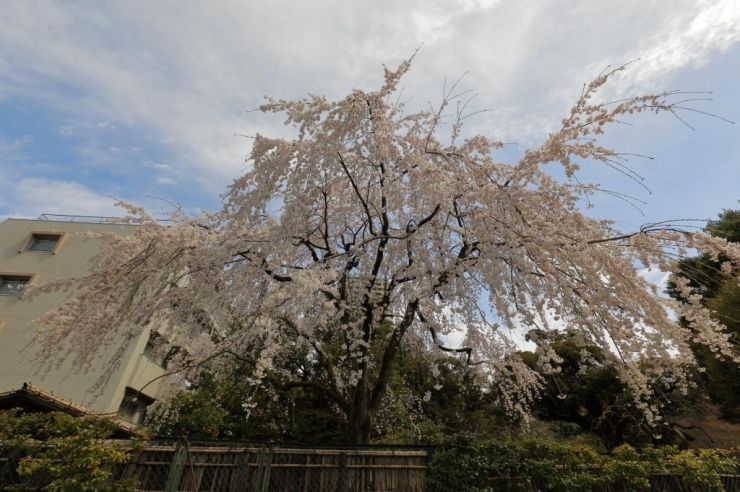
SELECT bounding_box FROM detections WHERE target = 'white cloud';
[0,177,123,221]
[0,134,33,156]
[0,0,738,224]
[0,0,737,187]
[143,161,171,171]
[601,0,740,95]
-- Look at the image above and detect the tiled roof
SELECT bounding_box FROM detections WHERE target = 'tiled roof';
[0,382,139,437]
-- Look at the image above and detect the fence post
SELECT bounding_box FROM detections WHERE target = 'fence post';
[336,451,346,492]
[259,442,274,492]
[164,439,188,492]
[254,445,266,490]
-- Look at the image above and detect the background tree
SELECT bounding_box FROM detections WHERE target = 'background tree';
[27,57,740,444]
[393,340,510,443]
[521,330,628,449]
[151,366,344,442]
[666,207,740,300]
[520,330,702,450]
[702,278,740,420]
[667,206,740,421]
[151,334,507,444]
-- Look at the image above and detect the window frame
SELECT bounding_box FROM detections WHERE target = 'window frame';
[0,273,35,298]
[19,232,68,255]
[116,387,154,425]
[142,331,166,367]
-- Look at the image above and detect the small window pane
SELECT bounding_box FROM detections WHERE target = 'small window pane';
[0,277,29,296]
[117,388,153,425]
[143,332,166,367]
[143,340,155,358]
[28,236,58,252]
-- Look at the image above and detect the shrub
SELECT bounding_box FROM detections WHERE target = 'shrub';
[0,409,143,492]
[426,433,736,492]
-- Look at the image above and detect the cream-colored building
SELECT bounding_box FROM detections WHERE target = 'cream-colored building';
[0,215,169,425]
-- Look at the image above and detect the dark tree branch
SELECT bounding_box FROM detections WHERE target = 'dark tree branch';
[337,152,376,235]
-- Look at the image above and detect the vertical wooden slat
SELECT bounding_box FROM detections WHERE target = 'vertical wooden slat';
[163,442,187,492]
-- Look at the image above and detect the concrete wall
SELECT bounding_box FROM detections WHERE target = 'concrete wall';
[0,218,169,416]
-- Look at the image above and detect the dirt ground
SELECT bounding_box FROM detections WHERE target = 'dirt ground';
[672,405,740,449]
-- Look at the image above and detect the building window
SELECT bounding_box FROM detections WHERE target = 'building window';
[117,387,154,425]
[143,339,157,359]
[143,331,165,367]
[28,235,59,251]
[0,275,32,296]
[20,232,67,254]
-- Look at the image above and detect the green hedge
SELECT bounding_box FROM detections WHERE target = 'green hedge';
[426,433,737,492]
[0,410,143,492]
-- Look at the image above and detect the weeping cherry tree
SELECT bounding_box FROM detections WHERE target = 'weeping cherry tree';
[27,57,740,443]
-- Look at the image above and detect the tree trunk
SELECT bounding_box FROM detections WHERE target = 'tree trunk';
[348,365,373,444]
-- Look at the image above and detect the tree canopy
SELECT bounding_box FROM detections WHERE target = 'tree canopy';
[26,56,740,443]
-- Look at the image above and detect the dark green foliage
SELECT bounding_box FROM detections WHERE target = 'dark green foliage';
[667,207,740,300]
[697,277,740,420]
[375,341,512,444]
[426,433,619,492]
[426,433,736,492]
[519,330,699,450]
[707,208,740,243]
[151,338,511,444]
[151,364,345,442]
[520,331,626,446]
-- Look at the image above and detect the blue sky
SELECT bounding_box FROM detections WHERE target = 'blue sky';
[1,0,739,231]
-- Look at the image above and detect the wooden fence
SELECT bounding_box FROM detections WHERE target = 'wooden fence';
[1,441,432,492]
[8,441,740,491]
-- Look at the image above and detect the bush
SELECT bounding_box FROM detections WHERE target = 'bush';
[0,409,144,492]
[426,433,736,492]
